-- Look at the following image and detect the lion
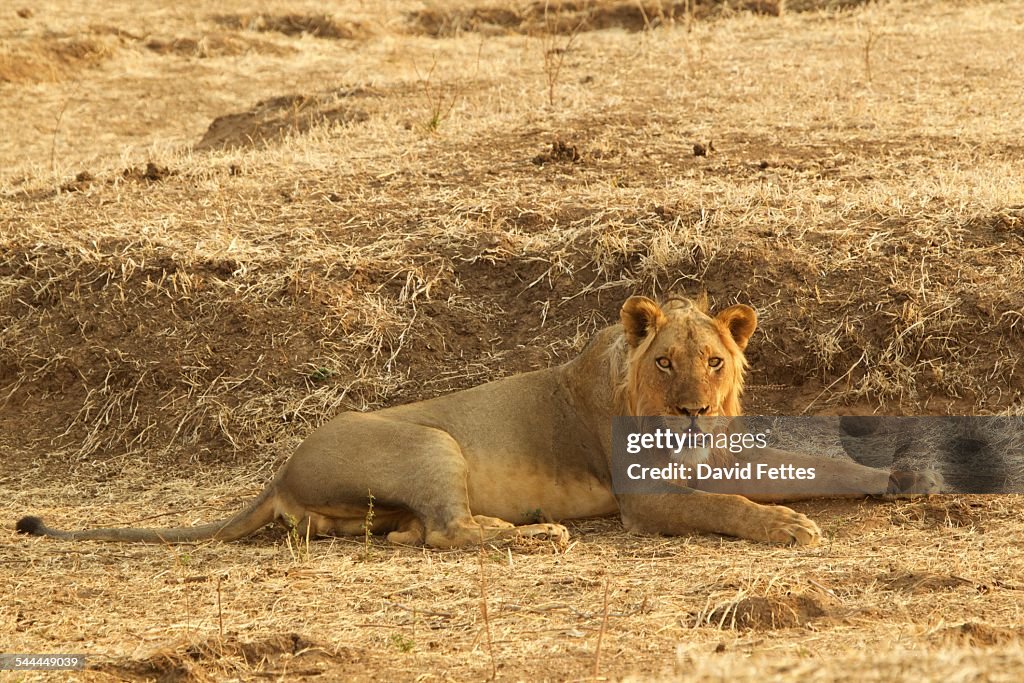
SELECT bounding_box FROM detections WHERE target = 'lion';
[16,294,940,548]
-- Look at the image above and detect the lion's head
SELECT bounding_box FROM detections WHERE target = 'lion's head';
[614,294,757,419]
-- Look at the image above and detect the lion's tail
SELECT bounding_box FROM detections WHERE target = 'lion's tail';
[15,487,278,544]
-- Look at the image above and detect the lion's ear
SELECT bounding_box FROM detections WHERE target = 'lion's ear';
[620,296,666,347]
[715,304,758,351]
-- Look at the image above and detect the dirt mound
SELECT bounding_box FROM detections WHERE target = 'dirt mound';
[122,162,176,183]
[407,1,788,37]
[408,6,529,36]
[879,571,976,594]
[59,171,97,193]
[94,633,338,681]
[58,163,175,193]
[213,13,370,40]
[786,0,874,10]
[532,140,583,165]
[704,594,828,629]
[934,622,1024,647]
[195,92,371,151]
[0,36,113,84]
[145,33,294,58]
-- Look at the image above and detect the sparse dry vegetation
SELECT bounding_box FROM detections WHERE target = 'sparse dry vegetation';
[2,0,1023,680]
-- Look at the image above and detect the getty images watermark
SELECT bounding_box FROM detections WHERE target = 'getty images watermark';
[622,424,816,482]
[611,415,1024,494]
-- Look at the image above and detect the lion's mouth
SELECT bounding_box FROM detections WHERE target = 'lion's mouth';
[683,415,721,435]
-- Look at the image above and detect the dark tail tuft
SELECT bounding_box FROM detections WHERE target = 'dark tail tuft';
[16,516,46,536]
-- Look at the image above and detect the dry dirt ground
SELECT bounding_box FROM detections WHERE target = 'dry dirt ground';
[1,0,1023,681]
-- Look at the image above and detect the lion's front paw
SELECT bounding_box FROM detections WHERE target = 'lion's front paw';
[763,506,821,546]
[886,470,944,498]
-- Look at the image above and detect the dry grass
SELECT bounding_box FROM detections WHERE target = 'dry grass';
[4,483,1024,680]
[2,0,1024,679]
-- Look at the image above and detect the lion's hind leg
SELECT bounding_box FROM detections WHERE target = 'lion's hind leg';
[387,517,426,545]
[472,515,515,529]
[424,519,569,548]
[388,513,565,547]
[341,422,568,548]
[387,515,566,547]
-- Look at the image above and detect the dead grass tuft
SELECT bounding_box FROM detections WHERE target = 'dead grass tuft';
[213,13,371,41]
[889,497,986,530]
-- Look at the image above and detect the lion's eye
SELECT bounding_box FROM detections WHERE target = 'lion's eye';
[708,357,724,369]
[656,357,672,370]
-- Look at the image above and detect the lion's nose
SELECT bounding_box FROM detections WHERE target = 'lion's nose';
[678,406,709,417]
